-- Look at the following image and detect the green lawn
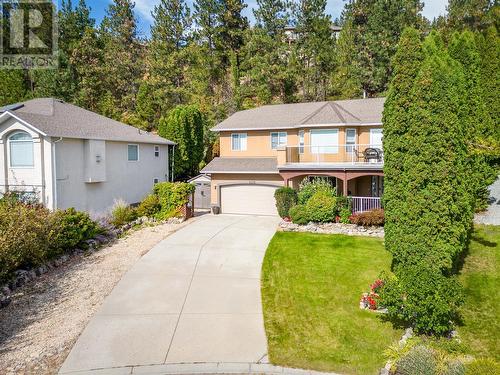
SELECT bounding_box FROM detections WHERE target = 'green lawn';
[261,232,401,375]
[458,225,500,361]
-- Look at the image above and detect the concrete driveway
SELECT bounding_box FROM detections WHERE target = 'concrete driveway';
[59,214,280,374]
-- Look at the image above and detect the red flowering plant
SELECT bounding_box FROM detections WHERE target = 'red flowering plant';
[360,279,385,310]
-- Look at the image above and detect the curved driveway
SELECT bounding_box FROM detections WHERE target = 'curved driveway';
[60,214,280,374]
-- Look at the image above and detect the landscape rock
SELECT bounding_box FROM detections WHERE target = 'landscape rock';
[279,221,384,238]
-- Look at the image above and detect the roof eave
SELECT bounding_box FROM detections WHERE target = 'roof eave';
[211,122,383,132]
[0,111,48,136]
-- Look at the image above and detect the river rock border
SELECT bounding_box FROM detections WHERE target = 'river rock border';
[0,216,184,309]
[279,221,384,238]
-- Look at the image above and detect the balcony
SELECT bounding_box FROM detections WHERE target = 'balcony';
[278,144,384,169]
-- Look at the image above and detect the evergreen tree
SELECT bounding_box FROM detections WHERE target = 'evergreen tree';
[335,0,424,97]
[449,30,496,209]
[100,0,143,118]
[253,0,289,37]
[447,0,498,31]
[158,105,205,179]
[0,70,27,106]
[293,0,336,101]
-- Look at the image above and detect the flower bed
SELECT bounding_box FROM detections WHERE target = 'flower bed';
[279,220,384,238]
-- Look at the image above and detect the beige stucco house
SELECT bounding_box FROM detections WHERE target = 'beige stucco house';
[0,98,174,214]
[201,98,385,216]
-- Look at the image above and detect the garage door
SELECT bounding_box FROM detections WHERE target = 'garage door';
[221,184,279,216]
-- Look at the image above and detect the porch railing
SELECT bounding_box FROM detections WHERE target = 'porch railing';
[351,196,382,213]
[286,144,384,164]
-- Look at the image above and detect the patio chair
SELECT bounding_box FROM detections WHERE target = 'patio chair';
[363,148,381,162]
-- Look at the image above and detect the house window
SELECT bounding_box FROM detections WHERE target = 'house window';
[298,130,305,154]
[345,128,357,153]
[310,129,339,154]
[370,128,383,148]
[271,132,287,149]
[9,131,34,168]
[128,144,139,161]
[154,145,160,157]
[231,133,247,151]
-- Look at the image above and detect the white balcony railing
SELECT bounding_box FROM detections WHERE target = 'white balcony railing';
[285,144,384,164]
[351,196,382,213]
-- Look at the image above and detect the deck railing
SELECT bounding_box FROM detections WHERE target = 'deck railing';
[286,144,383,164]
[351,196,382,213]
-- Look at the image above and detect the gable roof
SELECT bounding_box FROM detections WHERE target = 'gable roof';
[0,98,174,145]
[212,97,385,131]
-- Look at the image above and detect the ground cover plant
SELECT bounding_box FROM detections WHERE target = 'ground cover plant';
[261,232,401,374]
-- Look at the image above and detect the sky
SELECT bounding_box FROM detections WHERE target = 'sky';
[84,0,449,39]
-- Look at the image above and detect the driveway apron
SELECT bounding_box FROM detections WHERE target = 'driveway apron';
[59,215,280,373]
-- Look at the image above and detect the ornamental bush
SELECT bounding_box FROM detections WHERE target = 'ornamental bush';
[289,205,309,225]
[350,209,384,227]
[48,208,100,257]
[110,199,137,227]
[305,191,337,223]
[298,178,336,204]
[154,182,195,220]
[136,194,161,218]
[274,187,298,218]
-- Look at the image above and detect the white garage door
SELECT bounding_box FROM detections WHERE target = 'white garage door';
[221,184,279,216]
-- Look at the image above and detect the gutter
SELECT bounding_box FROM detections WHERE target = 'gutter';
[51,137,63,209]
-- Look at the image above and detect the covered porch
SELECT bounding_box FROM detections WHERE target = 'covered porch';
[279,169,384,213]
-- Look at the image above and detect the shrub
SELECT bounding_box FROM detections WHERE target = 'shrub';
[298,177,336,204]
[379,263,464,335]
[339,207,352,224]
[48,208,99,257]
[136,194,161,218]
[274,187,298,218]
[0,202,51,280]
[154,182,195,220]
[396,345,438,375]
[305,191,337,223]
[110,199,137,227]
[350,208,385,226]
[289,204,309,225]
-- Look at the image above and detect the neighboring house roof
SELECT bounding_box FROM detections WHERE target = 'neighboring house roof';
[201,157,278,174]
[0,98,174,145]
[188,174,212,183]
[212,97,385,131]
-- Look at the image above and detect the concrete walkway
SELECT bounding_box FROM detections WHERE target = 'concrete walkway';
[475,176,500,225]
[59,215,281,374]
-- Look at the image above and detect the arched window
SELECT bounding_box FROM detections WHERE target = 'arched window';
[9,131,34,167]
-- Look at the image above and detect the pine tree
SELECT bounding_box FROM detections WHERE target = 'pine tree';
[0,70,27,106]
[447,0,497,31]
[100,0,143,118]
[253,0,289,37]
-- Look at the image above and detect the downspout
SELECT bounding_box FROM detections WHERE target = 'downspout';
[51,137,62,210]
[171,144,175,182]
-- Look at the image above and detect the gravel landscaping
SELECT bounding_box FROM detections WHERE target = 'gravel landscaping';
[0,220,191,374]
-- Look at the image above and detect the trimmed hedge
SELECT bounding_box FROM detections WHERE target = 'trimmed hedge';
[274,187,298,218]
[350,209,384,227]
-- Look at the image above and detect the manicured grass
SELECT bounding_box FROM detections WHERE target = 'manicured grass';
[261,232,401,375]
[458,225,500,361]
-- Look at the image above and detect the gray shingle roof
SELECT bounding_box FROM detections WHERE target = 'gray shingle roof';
[0,98,174,145]
[201,157,278,174]
[212,97,385,131]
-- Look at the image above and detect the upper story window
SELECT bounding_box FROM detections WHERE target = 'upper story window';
[370,128,383,148]
[345,128,357,153]
[271,132,287,149]
[231,133,247,151]
[128,144,139,161]
[154,145,160,157]
[311,129,339,154]
[298,130,305,154]
[9,131,34,168]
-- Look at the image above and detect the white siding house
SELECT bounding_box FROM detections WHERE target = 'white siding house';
[0,98,174,214]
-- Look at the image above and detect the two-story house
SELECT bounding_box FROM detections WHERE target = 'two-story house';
[201,97,385,216]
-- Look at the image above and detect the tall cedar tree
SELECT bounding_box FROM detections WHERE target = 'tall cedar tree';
[449,31,496,209]
[477,26,500,126]
[293,0,336,101]
[447,0,498,31]
[388,32,472,272]
[383,27,424,261]
[0,70,26,106]
[336,0,424,97]
[158,105,205,179]
[100,0,143,119]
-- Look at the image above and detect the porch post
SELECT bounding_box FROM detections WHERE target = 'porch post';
[343,172,349,196]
